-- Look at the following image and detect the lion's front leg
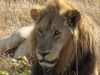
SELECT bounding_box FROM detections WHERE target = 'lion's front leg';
[0,25,34,57]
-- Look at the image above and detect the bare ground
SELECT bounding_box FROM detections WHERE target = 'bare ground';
[0,0,99,74]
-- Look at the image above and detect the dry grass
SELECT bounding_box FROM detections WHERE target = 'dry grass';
[0,0,99,74]
[0,0,46,39]
[0,54,18,74]
[0,0,99,39]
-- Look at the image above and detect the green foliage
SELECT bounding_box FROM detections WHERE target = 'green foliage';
[15,56,31,75]
[0,56,32,75]
[0,71,9,75]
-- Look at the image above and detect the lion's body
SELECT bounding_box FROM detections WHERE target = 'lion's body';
[0,25,34,58]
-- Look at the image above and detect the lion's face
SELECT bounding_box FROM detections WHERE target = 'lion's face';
[36,13,73,67]
[30,4,81,67]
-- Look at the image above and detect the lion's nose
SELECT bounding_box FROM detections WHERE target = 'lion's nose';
[39,52,49,57]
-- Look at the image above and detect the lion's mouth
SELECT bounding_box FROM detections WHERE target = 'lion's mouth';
[40,59,57,64]
[39,59,57,67]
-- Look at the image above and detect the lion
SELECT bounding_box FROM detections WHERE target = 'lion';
[29,0,99,75]
[0,0,99,75]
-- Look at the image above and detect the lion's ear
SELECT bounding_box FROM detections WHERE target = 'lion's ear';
[30,6,44,22]
[65,10,81,28]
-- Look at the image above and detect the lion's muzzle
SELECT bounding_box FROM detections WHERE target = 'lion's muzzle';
[36,50,58,67]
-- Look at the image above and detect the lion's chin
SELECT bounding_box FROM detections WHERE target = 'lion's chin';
[39,62,55,67]
[39,59,57,67]
[39,62,56,67]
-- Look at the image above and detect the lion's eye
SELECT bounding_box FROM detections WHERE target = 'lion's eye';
[54,31,61,38]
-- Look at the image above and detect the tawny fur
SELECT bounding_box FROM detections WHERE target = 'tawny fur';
[29,0,99,75]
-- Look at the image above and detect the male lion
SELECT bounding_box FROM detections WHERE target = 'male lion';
[0,0,99,75]
[29,0,99,75]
